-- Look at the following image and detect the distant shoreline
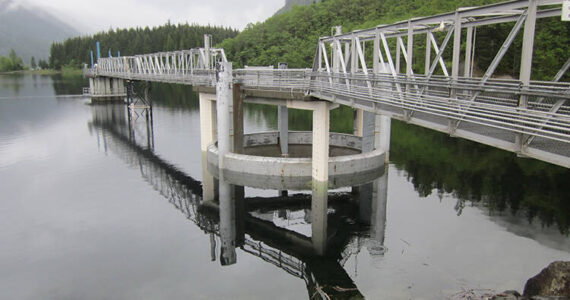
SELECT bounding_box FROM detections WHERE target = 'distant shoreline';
[0,68,82,76]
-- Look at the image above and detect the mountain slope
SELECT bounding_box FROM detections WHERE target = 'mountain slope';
[220,0,569,81]
[0,0,79,63]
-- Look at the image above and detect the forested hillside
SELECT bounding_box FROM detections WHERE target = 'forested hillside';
[220,0,569,81]
[49,23,238,70]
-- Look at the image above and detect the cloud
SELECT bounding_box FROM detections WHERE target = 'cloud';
[22,0,284,33]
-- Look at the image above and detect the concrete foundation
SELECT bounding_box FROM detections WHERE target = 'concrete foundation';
[206,131,385,190]
[87,77,127,103]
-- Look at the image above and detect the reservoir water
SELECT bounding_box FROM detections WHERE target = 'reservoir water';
[1,74,569,299]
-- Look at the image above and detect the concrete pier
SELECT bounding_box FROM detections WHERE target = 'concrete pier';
[376,114,391,162]
[200,92,217,202]
[87,77,127,102]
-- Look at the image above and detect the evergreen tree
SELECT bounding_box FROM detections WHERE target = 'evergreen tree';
[30,56,36,69]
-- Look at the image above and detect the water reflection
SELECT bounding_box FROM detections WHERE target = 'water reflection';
[390,121,570,235]
[88,103,389,299]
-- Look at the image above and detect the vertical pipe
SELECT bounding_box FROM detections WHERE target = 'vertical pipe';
[96,41,101,62]
[90,51,94,68]
[233,84,244,155]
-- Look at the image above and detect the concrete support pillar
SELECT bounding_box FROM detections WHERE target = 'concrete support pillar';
[311,101,330,255]
[312,181,328,255]
[199,92,216,202]
[219,180,236,266]
[312,101,330,183]
[216,62,237,265]
[104,78,111,95]
[362,111,376,153]
[353,109,364,137]
[89,78,94,95]
[370,166,388,251]
[375,114,391,162]
[216,62,233,168]
[278,105,288,156]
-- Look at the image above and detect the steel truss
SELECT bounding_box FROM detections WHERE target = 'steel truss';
[84,0,570,168]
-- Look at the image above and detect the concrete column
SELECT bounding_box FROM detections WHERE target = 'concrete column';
[104,78,111,95]
[312,101,329,183]
[117,79,125,95]
[199,93,216,202]
[375,114,391,162]
[311,101,330,255]
[369,166,388,252]
[216,62,236,265]
[219,180,236,266]
[216,62,233,168]
[278,105,288,156]
[362,111,375,153]
[312,179,328,255]
[353,109,364,137]
[89,78,94,95]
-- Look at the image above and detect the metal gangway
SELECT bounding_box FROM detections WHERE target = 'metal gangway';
[85,0,570,168]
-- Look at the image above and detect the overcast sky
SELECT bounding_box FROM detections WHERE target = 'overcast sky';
[23,0,285,33]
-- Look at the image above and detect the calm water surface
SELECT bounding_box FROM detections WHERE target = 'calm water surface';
[1,74,569,300]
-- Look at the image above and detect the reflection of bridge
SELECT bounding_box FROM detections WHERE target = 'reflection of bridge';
[85,0,570,168]
[88,104,388,299]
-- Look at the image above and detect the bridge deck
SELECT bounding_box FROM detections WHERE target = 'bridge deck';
[83,0,570,168]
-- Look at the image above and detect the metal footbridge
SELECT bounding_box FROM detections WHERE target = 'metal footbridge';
[84,0,570,168]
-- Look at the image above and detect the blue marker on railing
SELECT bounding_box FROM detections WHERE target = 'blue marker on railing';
[90,50,94,68]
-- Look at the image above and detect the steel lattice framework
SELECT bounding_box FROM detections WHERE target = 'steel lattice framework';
[84,0,570,168]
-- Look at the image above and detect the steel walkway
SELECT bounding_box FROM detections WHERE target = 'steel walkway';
[84,0,570,168]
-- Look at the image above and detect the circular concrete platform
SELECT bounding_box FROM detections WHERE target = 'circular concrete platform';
[207,131,386,190]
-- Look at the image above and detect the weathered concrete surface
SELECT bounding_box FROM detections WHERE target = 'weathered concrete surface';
[207,132,385,190]
[523,261,570,297]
